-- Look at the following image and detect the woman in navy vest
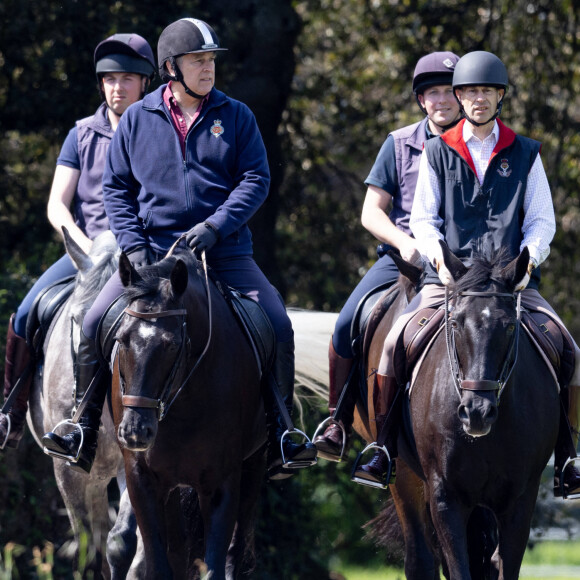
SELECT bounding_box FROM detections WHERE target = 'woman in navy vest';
[0,34,156,451]
[313,52,461,465]
[366,51,580,497]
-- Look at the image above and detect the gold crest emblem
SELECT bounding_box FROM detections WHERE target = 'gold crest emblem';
[497,158,512,177]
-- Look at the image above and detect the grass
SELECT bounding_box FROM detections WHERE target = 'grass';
[333,540,580,579]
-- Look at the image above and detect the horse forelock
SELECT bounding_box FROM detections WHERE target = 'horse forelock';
[452,249,515,295]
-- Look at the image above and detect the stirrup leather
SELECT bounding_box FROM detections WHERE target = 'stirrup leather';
[43,419,84,463]
[280,428,317,469]
[0,415,11,450]
[351,442,393,489]
[557,457,580,500]
[312,417,348,462]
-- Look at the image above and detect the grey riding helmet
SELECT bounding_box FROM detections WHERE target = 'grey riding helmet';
[94,33,156,79]
[452,51,508,124]
[157,18,227,83]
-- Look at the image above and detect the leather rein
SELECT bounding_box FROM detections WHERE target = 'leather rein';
[445,286,522,404]
[117,249,213,421]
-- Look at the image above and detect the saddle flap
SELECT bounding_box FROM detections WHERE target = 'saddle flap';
[522,310,575,388]
[97,294,130,368]
[394,307,445,386]
[229,290,276,376]
[26,276,76,355]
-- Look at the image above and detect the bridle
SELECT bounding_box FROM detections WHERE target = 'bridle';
[444,286,521,404]
[117,250,213,421]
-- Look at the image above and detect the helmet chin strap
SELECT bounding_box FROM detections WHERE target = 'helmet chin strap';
[169,57,207,100]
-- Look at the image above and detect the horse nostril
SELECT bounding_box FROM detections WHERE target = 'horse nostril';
[485,405,499,425]
[457,404,469,423]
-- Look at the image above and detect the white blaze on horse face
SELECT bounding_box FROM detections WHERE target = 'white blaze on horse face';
[138,324,157,342]
[482,306,491,318]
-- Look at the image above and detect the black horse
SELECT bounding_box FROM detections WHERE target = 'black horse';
[111,242,267,579]
[390,243,560,579]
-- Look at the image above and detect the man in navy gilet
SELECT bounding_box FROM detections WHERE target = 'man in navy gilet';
[371,51,580,498]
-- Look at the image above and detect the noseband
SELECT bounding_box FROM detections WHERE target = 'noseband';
[445,287,521,403]
[117,251,213,421]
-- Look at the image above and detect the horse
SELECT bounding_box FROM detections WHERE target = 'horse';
[389,243,560,579]
[295,244,559,579]
[110,240,268,579]
[27,229,144,579]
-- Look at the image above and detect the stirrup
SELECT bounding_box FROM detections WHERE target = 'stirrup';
[557,457,580,500]
[351,442,392,490]
[280,428,317,469]
[312,417,348,462]
[0,415,11,450]
[43,419,84,463]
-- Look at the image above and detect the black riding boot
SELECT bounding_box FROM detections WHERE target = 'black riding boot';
[313,340,354,461]
[267,340,317,480]
[352,373,399,488]
[42,330,107,474]
[554,385,580,498]
[0,314,34,450]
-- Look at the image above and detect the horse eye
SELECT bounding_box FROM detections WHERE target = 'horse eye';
[450,320,458,330]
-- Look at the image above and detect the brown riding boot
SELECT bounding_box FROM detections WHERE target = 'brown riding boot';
[554,384,580,498]
[313,340,354,461]
[352,373,399,487]
[0,314,34,450]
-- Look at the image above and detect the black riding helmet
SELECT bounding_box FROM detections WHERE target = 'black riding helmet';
[157,18,227,99]
[452,51,509,126]
[94,33,156,99]
[412,51,461,130]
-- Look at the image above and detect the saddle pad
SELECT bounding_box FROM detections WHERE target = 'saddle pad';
[26,276,76,355]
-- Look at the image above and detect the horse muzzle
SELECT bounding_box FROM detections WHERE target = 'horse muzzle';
[117,407,158,451]
[457,385,499,437]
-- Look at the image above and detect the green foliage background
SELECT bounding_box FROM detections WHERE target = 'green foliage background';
[1,0,580,577]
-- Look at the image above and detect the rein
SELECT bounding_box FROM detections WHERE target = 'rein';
[118,250,213,421]
[445,286,521,403]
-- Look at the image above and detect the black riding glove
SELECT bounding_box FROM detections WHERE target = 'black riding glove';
[185,222,219,252]
[126,247,152,270]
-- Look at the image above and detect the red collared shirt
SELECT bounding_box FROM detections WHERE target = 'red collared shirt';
[163,82,208,156]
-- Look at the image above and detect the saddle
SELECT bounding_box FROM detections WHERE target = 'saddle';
[390,305,575,389]
[26,276,76,357]
[96,276,276,379]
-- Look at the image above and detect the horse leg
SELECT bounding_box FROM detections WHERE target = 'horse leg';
[391,461,441,579]
[226,448,266,579]
[199,473,242,580]
[428,479,472,579]
[53,461,110,578]
[495,486,540,580]
[125,461,174,578]
[107,487,142,580]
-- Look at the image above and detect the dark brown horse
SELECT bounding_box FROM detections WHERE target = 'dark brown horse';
[362,244,559,579]
[110,241,267,580]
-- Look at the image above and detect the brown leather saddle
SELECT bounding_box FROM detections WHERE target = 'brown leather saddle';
[387,305,575,389]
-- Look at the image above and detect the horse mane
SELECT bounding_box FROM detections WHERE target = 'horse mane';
[75,231,120,307]
[123,246,200,302]
[452,248,514,294]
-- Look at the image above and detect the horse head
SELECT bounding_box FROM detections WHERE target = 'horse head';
[439,241,530,437]
[115,247,198,451]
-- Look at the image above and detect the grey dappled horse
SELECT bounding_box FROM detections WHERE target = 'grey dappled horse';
[27,229,144,579]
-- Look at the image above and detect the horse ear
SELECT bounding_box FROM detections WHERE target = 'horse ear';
[170,259,188,296]
[119,252,142,287]
[63,226,93,274]
[440,241,468,281]
[502,246,530,290]
[387,250,423,287]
